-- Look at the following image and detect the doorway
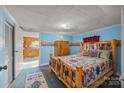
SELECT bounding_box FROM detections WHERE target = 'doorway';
[15,31,40,74]
[22,36,39,68]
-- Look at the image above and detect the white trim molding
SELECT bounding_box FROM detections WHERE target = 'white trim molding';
[39,63,49,67]
[120,6,124,88]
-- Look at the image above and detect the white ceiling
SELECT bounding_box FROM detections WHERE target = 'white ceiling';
[4,5,121,36]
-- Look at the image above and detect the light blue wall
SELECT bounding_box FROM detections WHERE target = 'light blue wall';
[40,32,72,64]
[70,25,121,74]
[71,25,121,42]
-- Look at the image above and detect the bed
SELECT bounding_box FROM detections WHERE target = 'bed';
[49,39,119,88]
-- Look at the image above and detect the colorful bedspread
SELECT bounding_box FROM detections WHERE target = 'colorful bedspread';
[56,54,112,87]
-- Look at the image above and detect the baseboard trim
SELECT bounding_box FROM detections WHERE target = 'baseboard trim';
[39,63,49,67]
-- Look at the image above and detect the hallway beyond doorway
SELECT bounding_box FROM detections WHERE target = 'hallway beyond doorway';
[15,31,40,78]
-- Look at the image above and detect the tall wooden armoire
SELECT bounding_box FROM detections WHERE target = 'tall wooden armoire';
[54,41,69,56]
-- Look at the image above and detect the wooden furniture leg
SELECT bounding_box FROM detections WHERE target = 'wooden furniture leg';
[60,61,64,79]
[76,64,83,88]
[49,54,53,73]
[111,39,117,74]
[68,65,73,87]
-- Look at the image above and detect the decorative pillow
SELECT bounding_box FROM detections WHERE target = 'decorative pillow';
[99,45,112,50]
[98,45,104,50]
[97,50,112,59]
[106,46,112,50]
[89,50,97,57]
[89,44,97,50]
[82,50,90,56]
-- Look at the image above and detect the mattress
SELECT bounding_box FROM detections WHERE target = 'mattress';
[55,54,112,87]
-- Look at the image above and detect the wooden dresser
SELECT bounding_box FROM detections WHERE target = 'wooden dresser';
[54,41,69,56]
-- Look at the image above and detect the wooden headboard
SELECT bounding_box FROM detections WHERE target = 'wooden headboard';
[80,39,121,74]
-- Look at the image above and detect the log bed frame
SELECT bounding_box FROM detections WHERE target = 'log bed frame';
[49,39,120,88]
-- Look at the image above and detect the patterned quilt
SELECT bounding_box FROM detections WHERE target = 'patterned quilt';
[56,54,112,87]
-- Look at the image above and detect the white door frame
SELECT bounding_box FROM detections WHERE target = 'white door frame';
[15,31,40,72]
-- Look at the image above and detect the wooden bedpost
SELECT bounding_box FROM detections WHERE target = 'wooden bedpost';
[49,54,53,72]
[111,39,117,74]
[68,64,73,87]
[60,61,64,78]
[56,58,61,76]
[80,42,83,52]
[76,64,83,88]
[50,54,53,65]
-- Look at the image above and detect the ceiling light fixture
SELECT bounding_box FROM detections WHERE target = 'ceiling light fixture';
[58,32,64,40]
[60,35,63,40]
[60,23,71,30]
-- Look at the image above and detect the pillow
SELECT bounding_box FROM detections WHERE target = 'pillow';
[89,50,97,57]
[97,50,112,59]
[82,50,90,56]
[98,45,112,50]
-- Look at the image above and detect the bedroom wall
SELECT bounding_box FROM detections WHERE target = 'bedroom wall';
[40,32,72,65]
[40,25,121,74]
[70,24,121,74]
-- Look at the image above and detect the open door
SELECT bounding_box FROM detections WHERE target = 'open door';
[5,22,14,85]
[0,16,8,87]
[0,16,14,87]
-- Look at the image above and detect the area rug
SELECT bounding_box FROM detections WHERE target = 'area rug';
[25,72,48,88]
